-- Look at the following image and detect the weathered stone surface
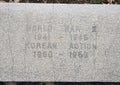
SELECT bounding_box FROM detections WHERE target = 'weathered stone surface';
[0,4,120,82]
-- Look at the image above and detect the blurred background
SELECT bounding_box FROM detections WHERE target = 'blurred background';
[0,0,120,4]
[0,82,120,85]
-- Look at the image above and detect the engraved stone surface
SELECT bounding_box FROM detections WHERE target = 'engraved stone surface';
[0,3,120,82]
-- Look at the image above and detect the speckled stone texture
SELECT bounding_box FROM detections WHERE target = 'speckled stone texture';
[0,4,120,82]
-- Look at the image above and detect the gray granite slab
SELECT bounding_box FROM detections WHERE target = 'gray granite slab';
[0,3,120,82]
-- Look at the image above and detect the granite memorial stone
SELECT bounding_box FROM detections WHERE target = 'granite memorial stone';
[0,3,120,82]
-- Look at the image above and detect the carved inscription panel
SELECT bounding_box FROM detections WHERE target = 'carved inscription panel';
[0,4,120,82]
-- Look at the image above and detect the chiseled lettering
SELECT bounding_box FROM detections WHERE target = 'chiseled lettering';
[26,42,58,49]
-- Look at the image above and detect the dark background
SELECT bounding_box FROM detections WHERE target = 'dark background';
[0,0,120,4]
[0,82,120,85]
